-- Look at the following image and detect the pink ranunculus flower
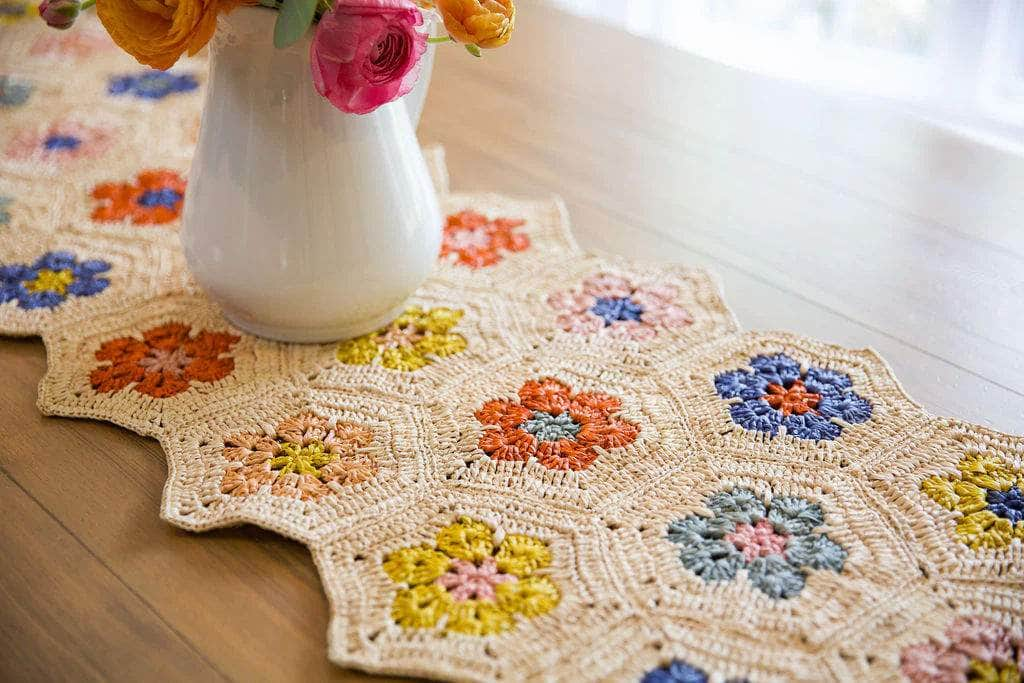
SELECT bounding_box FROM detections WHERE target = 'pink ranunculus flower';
[310,0,427,115]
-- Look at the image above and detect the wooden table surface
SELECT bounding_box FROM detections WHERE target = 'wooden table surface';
[2,1,1022,680]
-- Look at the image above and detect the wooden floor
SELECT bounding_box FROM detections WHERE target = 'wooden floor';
[2,1,1023,680]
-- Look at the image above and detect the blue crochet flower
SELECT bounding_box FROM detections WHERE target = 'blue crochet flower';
[666,488,846,599]
[642,660,750,683]
[0,75,32,107]
[0,251,111,310]
[714,353,871,441]
[108,71,199,100]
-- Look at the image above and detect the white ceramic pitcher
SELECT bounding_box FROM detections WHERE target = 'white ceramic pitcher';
[182,7,441,343]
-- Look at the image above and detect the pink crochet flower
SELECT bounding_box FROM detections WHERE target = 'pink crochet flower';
[725,518,790,562]
[547,272,693,341]
[5,120,113,163]
[436,557,516,602]
[310,0,427,115]
[30,26,115,60]
[900,617,1024,683]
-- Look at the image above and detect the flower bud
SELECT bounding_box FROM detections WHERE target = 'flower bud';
[39,0,81,29]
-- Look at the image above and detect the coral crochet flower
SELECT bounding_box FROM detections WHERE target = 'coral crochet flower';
[900,616,1024,683]
[91,170,186,225]
[921,451,1024,551]
[90,322,240,398]
[0,251,110,310]
[5,120,113,164]
[666,488,846,599]
[383,516,559,636]
[440,209,528,268]
[221,412,377,501]
[714,353,872,441]
[475,377,639,471]
[548,272,693,341]
[30,25,115,59]
[336,306,467,372]
[108,71,199,100]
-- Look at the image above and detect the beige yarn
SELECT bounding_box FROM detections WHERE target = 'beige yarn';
[2,12,1022,683]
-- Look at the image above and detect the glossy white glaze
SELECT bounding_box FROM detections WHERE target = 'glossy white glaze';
[182,7,441,342]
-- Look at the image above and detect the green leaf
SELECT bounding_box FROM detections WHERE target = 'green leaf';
[465,43,482,58]
[273,0,318,49]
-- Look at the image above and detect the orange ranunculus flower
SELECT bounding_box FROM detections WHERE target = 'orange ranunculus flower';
[436,0,514,49]
[96,0,249,70]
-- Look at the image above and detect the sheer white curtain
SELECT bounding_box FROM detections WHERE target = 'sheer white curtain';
[547,0,1024,151]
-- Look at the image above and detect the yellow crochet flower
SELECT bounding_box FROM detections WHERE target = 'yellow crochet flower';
[383,516,559,636]
[336,306,467,372]
[921,452,1024,550]
[0,0,37,25]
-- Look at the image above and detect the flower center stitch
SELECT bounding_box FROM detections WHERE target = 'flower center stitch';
[435,557,517,602]
[445,226,492,250]
[762,378,821,416]
[23,268,74,295]
[136,188,183,209]
[138,346,191,376]
[43,134,81,151]
[269,441,335,479]
[589,296,644,326]
[520,410,581,442]
[725,518,791,562]
[986,485,1024,524]
[375,322,424,348]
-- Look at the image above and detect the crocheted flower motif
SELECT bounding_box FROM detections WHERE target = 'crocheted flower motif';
[714,353,872,441]
[642,660,750,683]
[900,616,1023,683]
[0,251,110,310]
[921,452,1024,551]
[5,121,113,164]
[335,306,467,372]
[108,71,199,100]
[0,0,34,24]
[547,272,693,341]
[90,323,240,399]
[440,210,529,268]
[30,27,115,59]
[666,488,846,599]
[383,516,559,636]
[221,412,377,501]
[91,170,186,225]
[0,75,32,107]
[475,377,640,471]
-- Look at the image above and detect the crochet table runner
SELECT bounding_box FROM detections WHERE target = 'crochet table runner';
[2,10,1022,683]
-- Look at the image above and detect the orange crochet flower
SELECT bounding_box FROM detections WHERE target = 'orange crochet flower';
[90,322,240,398]
[91,170,186,225]
[475,378,639,471]
[440,209,528,268]
[96,0,249,70]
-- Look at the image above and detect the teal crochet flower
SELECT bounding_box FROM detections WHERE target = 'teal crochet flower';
[666,488,846,599]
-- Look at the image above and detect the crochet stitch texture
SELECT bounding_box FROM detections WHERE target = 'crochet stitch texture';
[1,13,1021,683]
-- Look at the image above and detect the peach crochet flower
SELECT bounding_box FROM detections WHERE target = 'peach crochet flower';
[475,377,639,471]
[221,412,377,501]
